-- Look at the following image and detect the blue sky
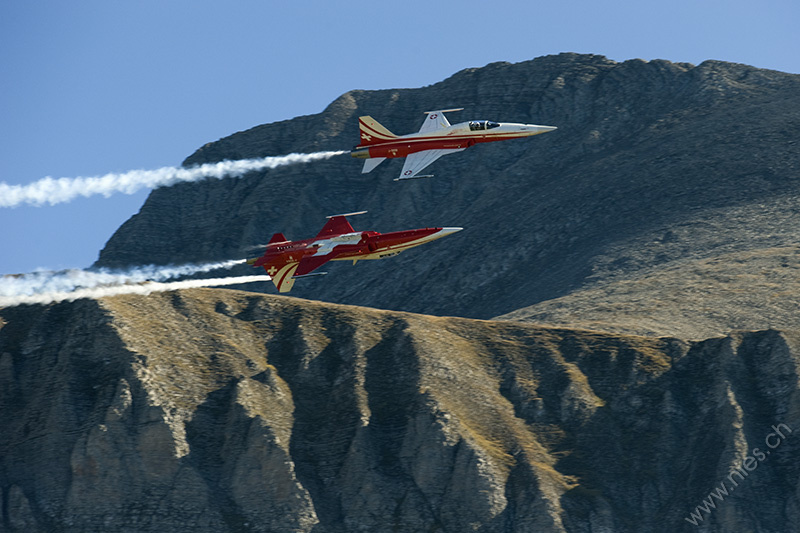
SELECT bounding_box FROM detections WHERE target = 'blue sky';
[1,0,798,274]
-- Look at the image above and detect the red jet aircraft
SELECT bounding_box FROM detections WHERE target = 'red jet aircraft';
[247,212,462,293]
[350,108,556,180]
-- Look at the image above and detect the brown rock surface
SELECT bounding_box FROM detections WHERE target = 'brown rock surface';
[4,53,800,533]
[498,244,800,339]
[1,288,798,531]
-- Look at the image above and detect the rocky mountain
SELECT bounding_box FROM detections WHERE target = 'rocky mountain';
[4,55,800,532]
[498,243,800,339]
[2,289,799,532]
[95,53,800,326]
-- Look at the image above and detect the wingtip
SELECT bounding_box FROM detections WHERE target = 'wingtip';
[394,174,435,181]
[423,108,464,114]
[326,211,368,219]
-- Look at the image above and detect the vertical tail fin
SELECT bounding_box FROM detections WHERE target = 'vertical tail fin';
[358,116,397,146]
[254,254,299,293]
[249,232,298,292]
[267,260,299,293]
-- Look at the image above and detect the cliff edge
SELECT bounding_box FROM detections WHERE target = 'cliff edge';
[2,289,798,532]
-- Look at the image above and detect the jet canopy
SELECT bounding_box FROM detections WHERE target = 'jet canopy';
[468,120,500,131]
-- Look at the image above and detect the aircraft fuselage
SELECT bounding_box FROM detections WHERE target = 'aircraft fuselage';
[351,120,555,160]
[249,213,461,292]
[252,227,459,271]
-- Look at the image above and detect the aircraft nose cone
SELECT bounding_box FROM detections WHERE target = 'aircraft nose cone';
[424,227,463,243]
[439,227,463,236]
[526,125,557,134]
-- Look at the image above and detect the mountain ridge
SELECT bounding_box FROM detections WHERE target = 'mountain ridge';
[95,53,800,331]
[6,54,798,531]
[1,288,798,532]
[497,243,800,339]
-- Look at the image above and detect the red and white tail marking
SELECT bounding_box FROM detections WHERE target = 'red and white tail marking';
[358,116,397,146]
[264,259,299,293]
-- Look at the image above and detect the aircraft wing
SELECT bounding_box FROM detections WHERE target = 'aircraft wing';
[398,148,465,180]
[418,111,452,134]
[295,248,347,277]
[418,108,463,134]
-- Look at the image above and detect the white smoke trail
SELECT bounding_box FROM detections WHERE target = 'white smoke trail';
[0,150,347,208]
[0,259,246,298]
[0,275,272,307]
[0,259,273,307]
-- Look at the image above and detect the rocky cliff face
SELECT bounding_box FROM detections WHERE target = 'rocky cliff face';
[498,244,800,339]
[6,54,798,532]
[95,54,800,324]
[2,289,799,532]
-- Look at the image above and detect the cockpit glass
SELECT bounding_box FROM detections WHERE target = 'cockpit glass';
[469,121,487,131]
[487,121,500,129]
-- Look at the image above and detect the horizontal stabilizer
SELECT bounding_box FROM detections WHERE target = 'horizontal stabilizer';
[362,157,386,174]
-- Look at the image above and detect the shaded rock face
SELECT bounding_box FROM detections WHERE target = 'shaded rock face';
[497,244,800,340]
[95,54,800,320]
[1,289,799,532]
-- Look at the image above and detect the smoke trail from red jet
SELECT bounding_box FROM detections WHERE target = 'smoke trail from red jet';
[0,259,271,307]
[0,150,346,208]
[0,275,271,307]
